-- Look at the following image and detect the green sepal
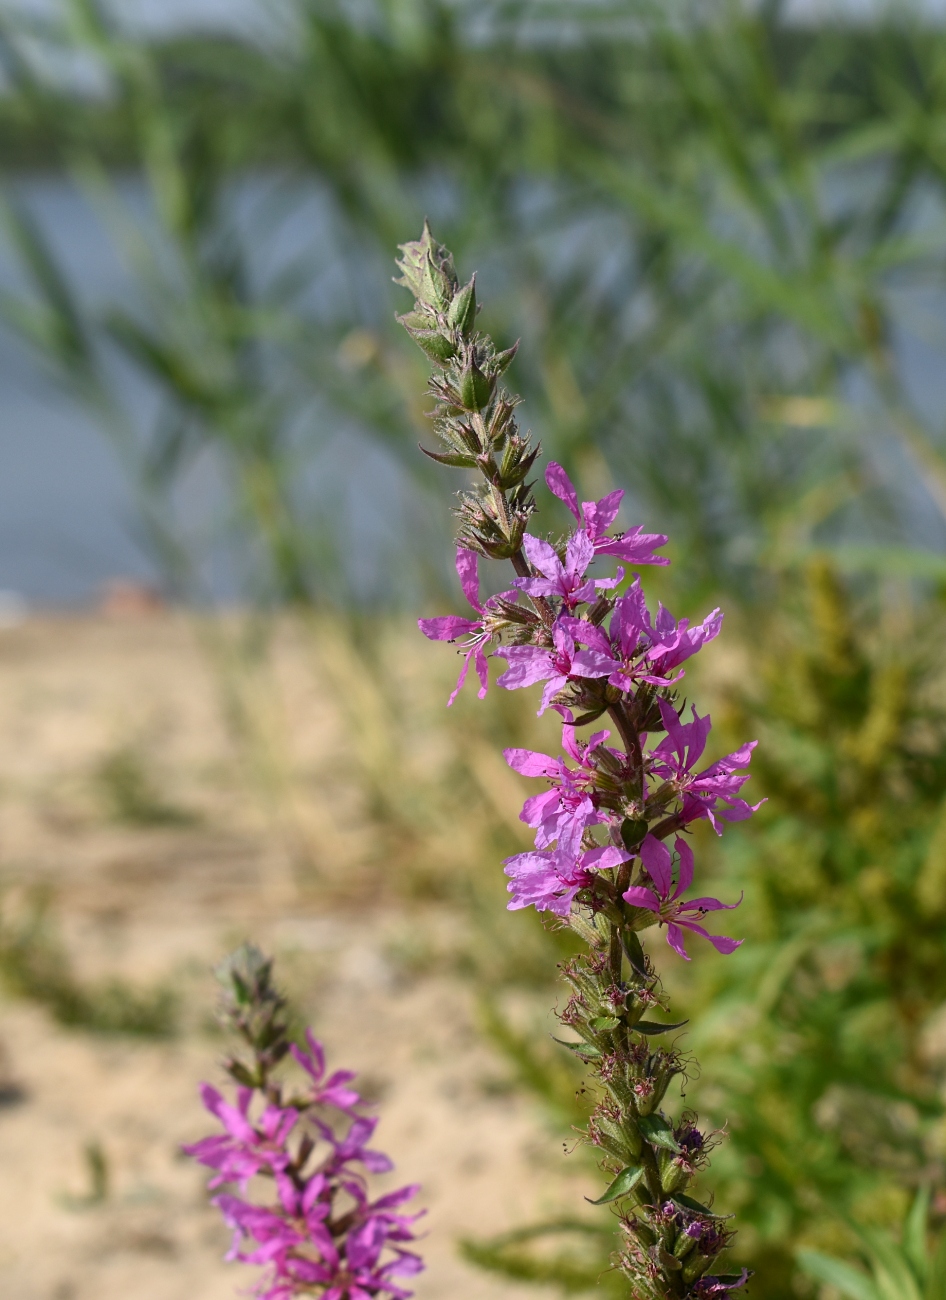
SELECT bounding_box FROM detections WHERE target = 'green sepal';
[638,1114,681,1152]
[621,817,649,850]
[420,446,478,468]
[224,1058,258,1088]
[571,708,607,727]
[658,1248,683,1271]
[396,310,435,331]
[633,1020,688,1036]
[586,1165,644,1205]
[589,1016,621,1031]
[448,275,477,336]
[401,323,456,364]
[551,1036,602,1059]
[493,340,520,373]
[671,1192,732,1220]
[459,361,495,411]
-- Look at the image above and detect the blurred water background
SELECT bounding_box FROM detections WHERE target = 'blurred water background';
[6,2,946,1299]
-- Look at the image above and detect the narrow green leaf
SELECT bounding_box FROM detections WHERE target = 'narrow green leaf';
[621,930,647,975]
[419,447,477,469]
[903,1188,931,1282]
[586,1165,644,1205]
[551,1036,601,1059]
[589,1016,620,1031]
[638,1114,681,1152]
[633,1020,688,1036]
[671,1192,731,1219]
[924,1229,946,1300]
[796,1249,879,1300]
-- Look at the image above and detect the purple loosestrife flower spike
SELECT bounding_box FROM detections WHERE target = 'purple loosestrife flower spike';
[623,835,743,960]
[397,225,757,1299]
[185,946,423,1300]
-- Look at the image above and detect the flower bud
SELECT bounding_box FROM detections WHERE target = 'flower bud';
[403,324,456,365]
[448,275,477,336]
[458,360,495,412]
[394,220,457,309]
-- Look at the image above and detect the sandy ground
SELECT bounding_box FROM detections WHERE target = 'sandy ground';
[0,612,589,1300]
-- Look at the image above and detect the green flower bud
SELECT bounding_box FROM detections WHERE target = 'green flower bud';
[399,320,456,365]
[458,360,495,412]
[448,275,477,337]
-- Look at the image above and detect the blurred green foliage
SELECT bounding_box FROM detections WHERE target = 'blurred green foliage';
[0,889,179,1036]
[2,1,946,1296]
[797,1188,946,1300]
[4,1,946,602]
[668,562,946,1290]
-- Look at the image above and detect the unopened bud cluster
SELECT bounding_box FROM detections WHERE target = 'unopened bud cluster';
[399,225,757,1298]
[395,221,538,561]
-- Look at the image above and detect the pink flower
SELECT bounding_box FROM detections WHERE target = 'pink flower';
[693,1271,751,1297]
[545,462,669,566]
[316,1114,394,1178]
[182,1085,297,1190]
[650,699,762,833]
[504,843,630,916]
[216,1172,424,1300]
[568,581,722,691]
[504,726,615,854]
[513,531,623,610]
[494,618,613,715]
[623,835,742,960]
[645,601,723,683]
[290,1029,361,1112]
[418,547,516,705]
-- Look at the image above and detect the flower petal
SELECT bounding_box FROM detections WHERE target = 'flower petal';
[545,462,581,520]
[622,885,661,912]
[640,834,673,897]
[522,533,564,582]
[673,836,694,899]
[418,615,480,642]
[665,923,691,960]
[455,547,482,612]
[494,645,554,690]
[676,918,743,954]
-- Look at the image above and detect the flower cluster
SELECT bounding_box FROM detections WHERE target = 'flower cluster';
[399,223,756,1297]
[421,459,760,958]
[184,946,423,1300]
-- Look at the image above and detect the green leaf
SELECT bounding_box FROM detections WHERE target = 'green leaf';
[638,1114,681,1152]
[551,1036,602,1059]
[671,1192,731,1219]
[419,446,477,469]
[589,1016,620,1031]
[620,818,648,850]
[924,1230,946,1300]
[586,1165,644,1205]
[796,1249,879,1300]
[633,1020,688,1036]
[621,930,647,975]
[904,1189,931,1283]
